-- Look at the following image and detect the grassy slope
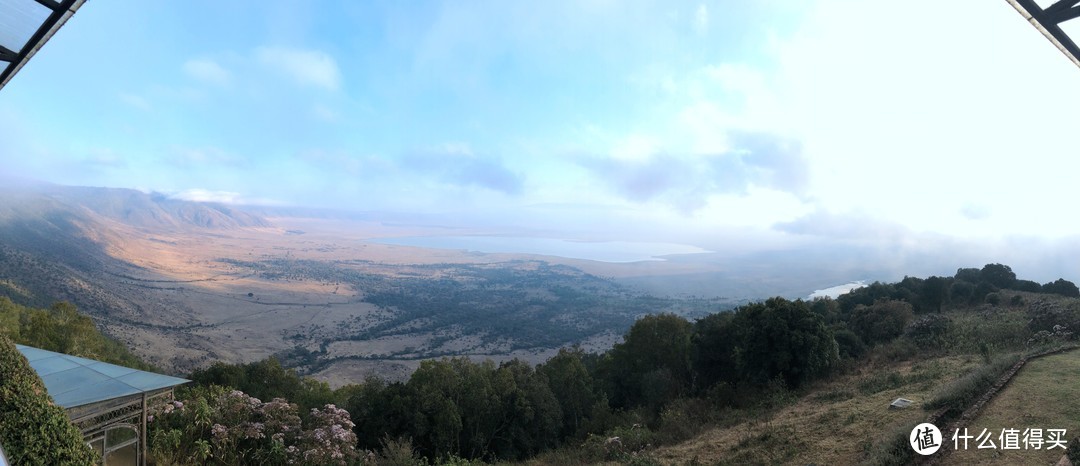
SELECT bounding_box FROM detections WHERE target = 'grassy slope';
[942,348,1080,465]
[650,355,981,465]
[645,294,1061,465]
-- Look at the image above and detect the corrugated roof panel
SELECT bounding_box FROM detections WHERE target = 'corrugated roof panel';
[0,0,51,53]
[28,355,81,376]
[116,370,189,392]
[16,344,190,408]
[40,366,113,395]
[51,379,141,408]
[16,345,55,362]
[86,361,139,379]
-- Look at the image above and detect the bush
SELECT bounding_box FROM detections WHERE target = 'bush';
[1027,300,1080,337]
[923,353,1021,418]
[0,335,97,465]
[865,422,916,466]
[377,436,427,466]
[905,314,952,346]
[1067,436,1080,464]
[833,328,867,359]
[579,425,656,463]
[1042,278,1080,298]
[850,300,913,346]
[149,385,359,465]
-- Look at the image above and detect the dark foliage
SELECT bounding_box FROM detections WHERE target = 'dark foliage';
[980,263,1016,289]
[0,335,97,465]
[849,300,913,346]
[1043,278,1080,298]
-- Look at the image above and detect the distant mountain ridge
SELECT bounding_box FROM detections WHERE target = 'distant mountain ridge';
[0,183,273,313]
[11,185,273,230]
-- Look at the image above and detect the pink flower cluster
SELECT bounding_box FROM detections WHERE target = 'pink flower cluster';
[151,387,359,465]
[298,405,359,465]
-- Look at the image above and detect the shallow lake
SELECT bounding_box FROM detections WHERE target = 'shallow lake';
[372,235,711,263]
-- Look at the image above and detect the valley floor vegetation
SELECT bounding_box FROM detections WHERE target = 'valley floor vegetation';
[3,263,1080,465]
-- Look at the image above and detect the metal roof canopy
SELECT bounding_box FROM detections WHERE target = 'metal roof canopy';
[0,0,86,92]
[1008,0,1080,69]
[15,344,188,409]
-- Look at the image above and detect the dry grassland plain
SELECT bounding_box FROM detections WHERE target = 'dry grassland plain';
[87,216,721,385]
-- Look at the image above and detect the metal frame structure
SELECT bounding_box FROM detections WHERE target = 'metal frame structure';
[67,389,177,466]
[1008,0,1080,68]
[0,0,86,91]
[17,344,189,466]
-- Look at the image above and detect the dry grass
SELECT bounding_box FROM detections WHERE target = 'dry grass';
[649,355,981,465]
[941,349,1080,465]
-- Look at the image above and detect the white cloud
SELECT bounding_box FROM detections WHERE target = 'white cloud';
[169,188,286,206]
[255,46,342,91]
[610,134,659,162]
[183,58,232,86]
[694,4,709,35]
[170,189,244,204]
[765,0,1080,238]
[118,92,151,111]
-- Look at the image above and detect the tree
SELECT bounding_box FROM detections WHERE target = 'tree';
[980,263,1016,289]
[730,297,838,387]
[408,359,465,458]
[1043,278,1080,298]
[809,297,840,323]
[603,313,693,409]
[832,327,866,359]
[849,300,913,346]
[691,312,739,390]
[837,282,897,314]
[972,281,997,304]
[955,267,981,283]
[537,348,603,440]
[491,360,562,459]
[950,281,973,305]
[921,276,949,313]
[345,378,417,453]
[1013,279,1043,293]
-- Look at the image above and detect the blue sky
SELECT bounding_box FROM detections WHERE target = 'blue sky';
[3,0,1080,254]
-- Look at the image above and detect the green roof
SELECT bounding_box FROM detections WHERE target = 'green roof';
[16,344,188,408]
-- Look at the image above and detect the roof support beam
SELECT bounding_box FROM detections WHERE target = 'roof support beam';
[33,0,61,11]
[0,0,86,91]
[1008,0,1080,69]
[0,46,17,63]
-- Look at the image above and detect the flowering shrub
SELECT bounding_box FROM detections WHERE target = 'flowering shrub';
[149,385,359,465]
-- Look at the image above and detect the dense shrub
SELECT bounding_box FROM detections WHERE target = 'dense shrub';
[832,328,867,359]
[0,335,97,465]
[149,385,359,465]
[1043,278,1080,298]
[905,314,953,346]
[0,298,148,369]
[189,357,335,415]
[1027,300,1080,337]
[850,300,913,346]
